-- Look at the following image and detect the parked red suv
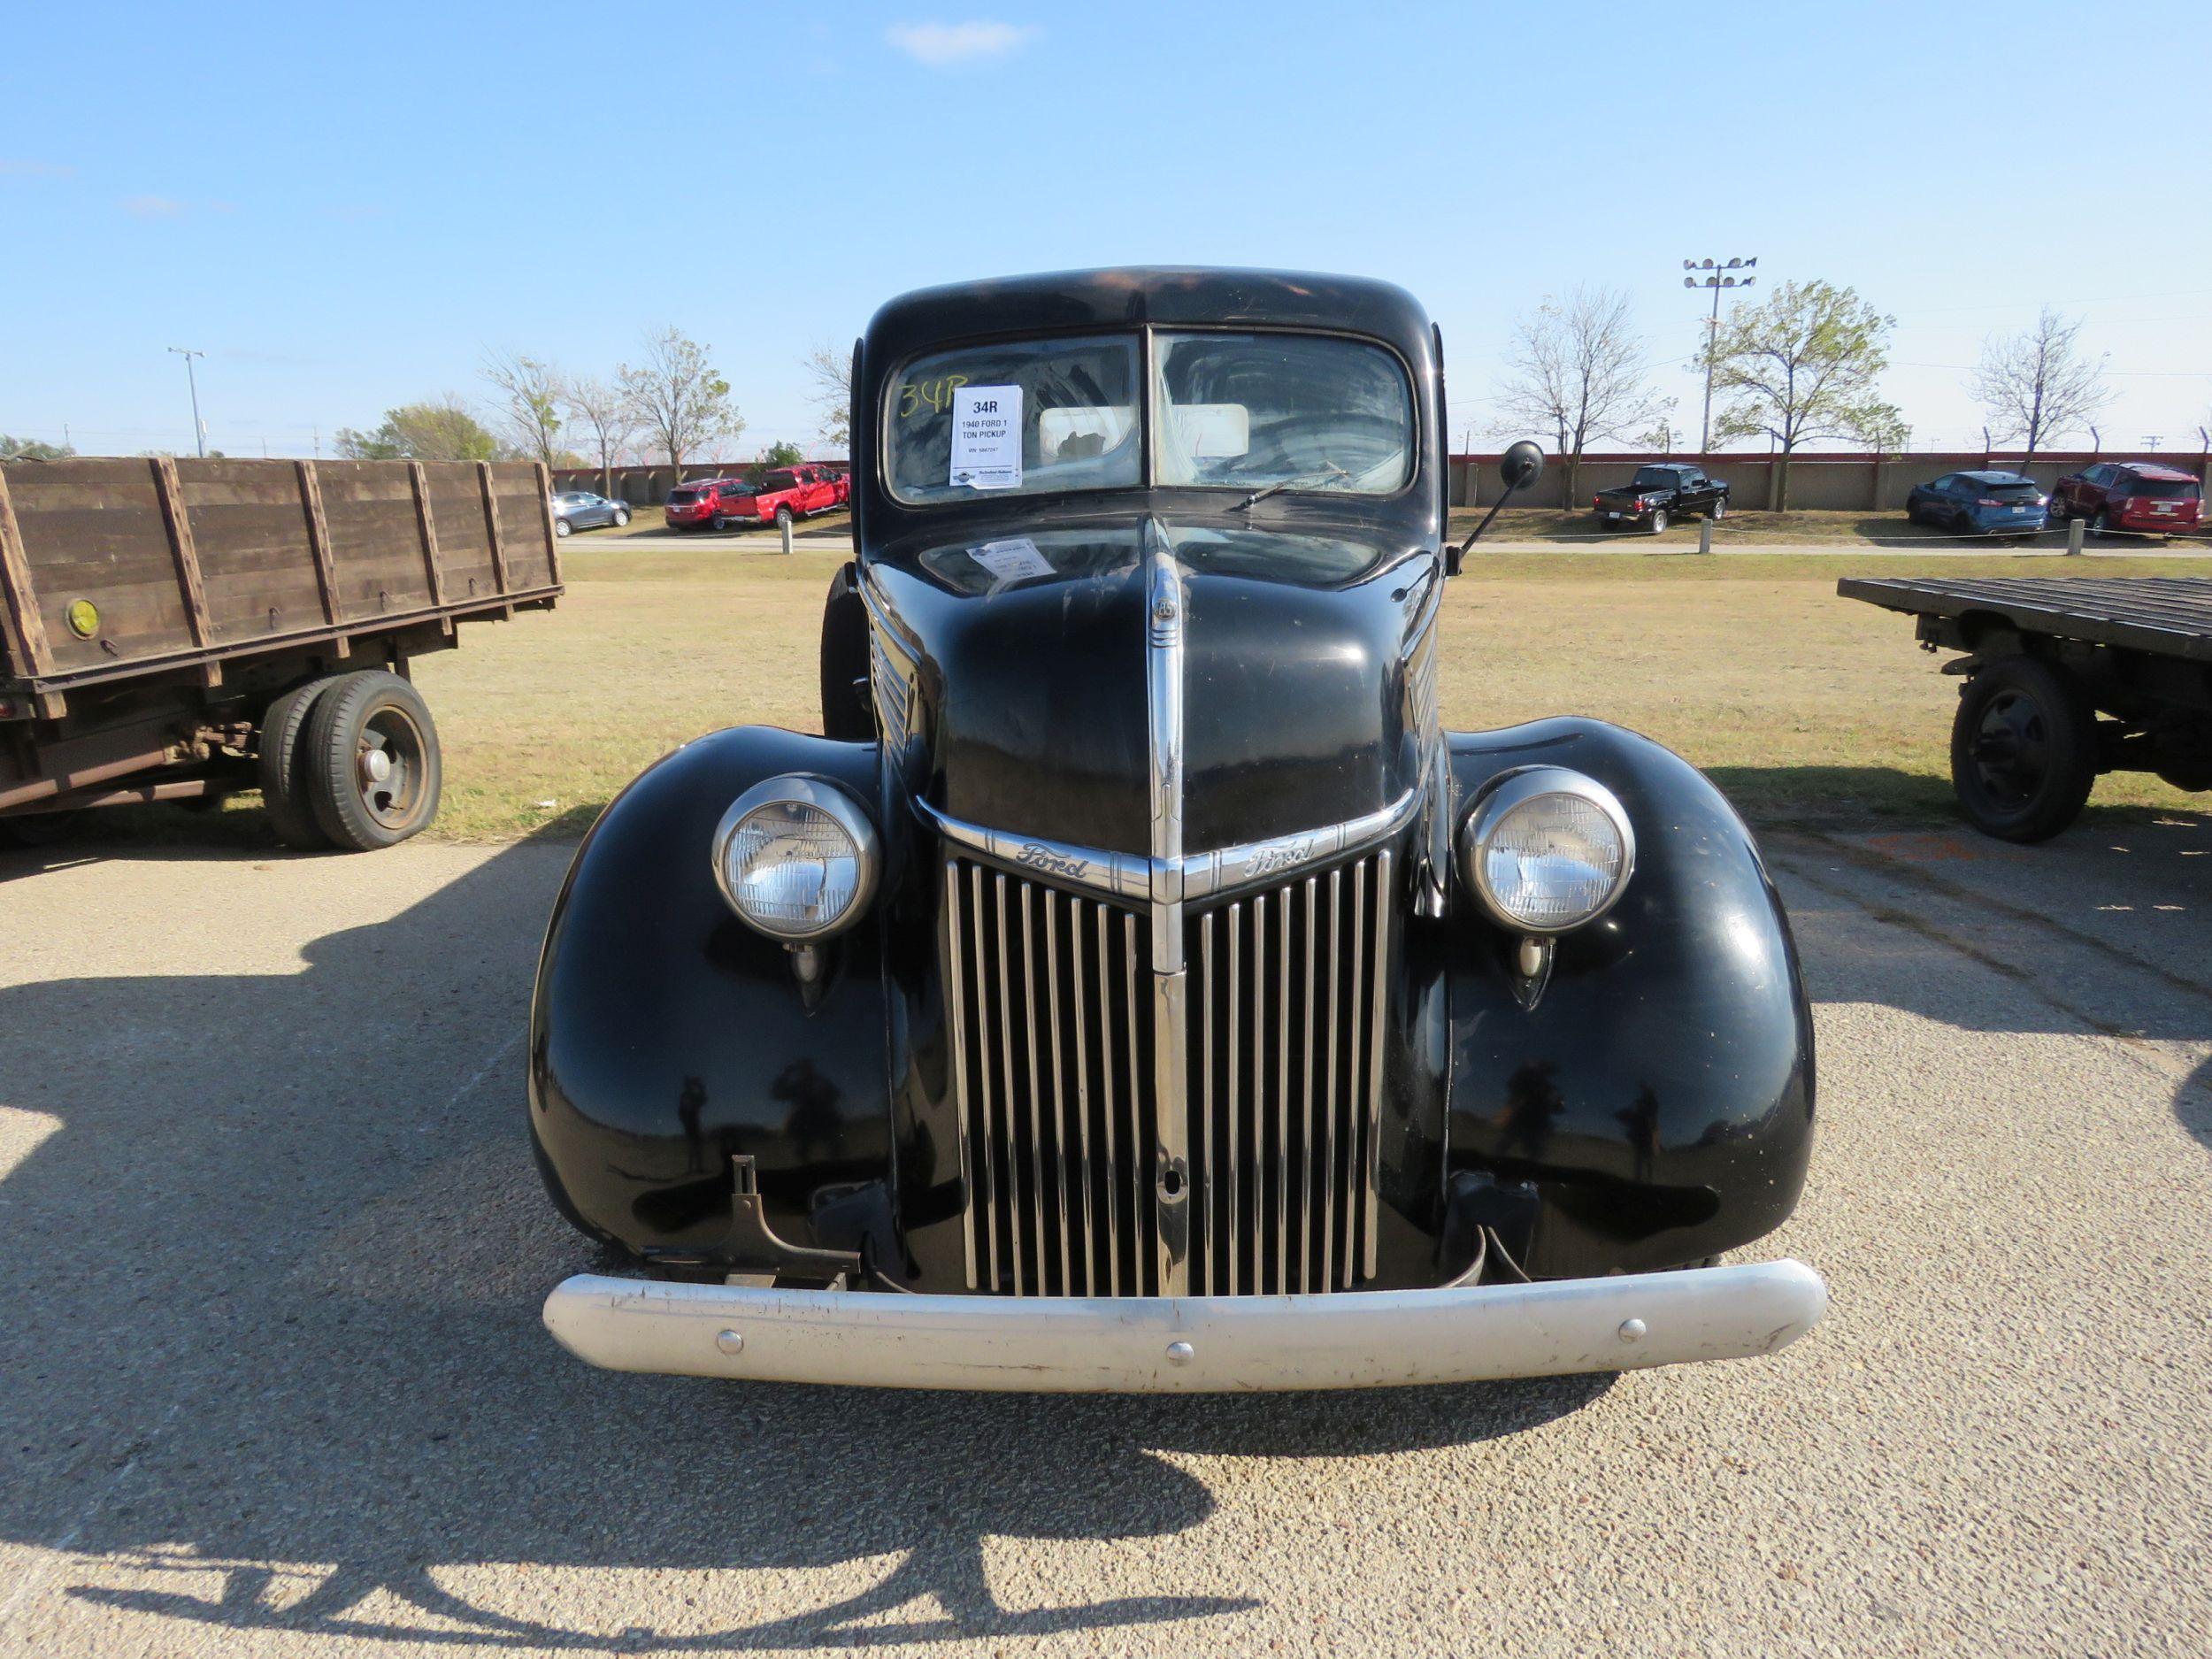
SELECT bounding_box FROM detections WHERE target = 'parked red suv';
[2049,461,2203,537]
[662,478,758,531]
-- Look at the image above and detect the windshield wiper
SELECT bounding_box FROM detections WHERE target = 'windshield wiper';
[1231,466,1347,512]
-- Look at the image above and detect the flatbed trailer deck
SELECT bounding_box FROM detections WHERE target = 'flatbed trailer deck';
[1841,574,2212,841]
[1,456,562,850]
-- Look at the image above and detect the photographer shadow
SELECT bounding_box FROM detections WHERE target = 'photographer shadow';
[0,834,1605,1651]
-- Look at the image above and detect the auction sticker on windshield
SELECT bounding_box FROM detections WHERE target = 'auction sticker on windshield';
[968,536,1053,587]
[951,385,1022,489]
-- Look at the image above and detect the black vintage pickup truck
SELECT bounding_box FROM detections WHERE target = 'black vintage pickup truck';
[1593,464,1729,534]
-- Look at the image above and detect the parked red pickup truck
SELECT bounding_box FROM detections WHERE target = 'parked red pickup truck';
[727,465,842,529]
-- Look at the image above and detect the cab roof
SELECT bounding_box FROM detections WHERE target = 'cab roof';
[862,266,1434,371]
[2116,461,2194,481]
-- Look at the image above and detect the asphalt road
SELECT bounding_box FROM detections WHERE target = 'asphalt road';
[2,811,2208,1656]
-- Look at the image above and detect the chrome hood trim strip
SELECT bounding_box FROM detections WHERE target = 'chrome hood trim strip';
[911,785,1420,908]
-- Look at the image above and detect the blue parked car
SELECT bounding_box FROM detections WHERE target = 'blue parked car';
[1905,471,2048,535]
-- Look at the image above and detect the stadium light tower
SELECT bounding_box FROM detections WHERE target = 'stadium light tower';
[1681,257,1756,454]
[166,346,207,457]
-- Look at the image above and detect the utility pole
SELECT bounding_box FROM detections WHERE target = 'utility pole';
[1681,257,1756,455]
[166,346,207,457]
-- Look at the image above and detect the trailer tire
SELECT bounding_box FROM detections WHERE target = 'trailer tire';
[1950,655,2097,842]
[257,676,342,849]
[303,671,442,851]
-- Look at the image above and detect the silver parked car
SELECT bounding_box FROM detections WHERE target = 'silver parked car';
[549,490,631,536]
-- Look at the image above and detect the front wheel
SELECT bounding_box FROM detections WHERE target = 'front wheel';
[612,508,630,526]
[303,671,442,851]
[1709,498,1726,520]
[1949,655,2097,842]
[1647,508,1669,535]
[554,518,572,538]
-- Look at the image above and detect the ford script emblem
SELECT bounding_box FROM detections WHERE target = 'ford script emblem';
[1248,841,1313,877]
[1014,843,1089,879]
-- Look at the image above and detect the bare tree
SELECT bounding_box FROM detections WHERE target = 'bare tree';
[481,351,566,467]
[1968,308,2112,465]
[618,327,743,474]
[564,373,640,498]
[802,342,853,450]
[1709,280,1898,511]
[1493,286,1664,508]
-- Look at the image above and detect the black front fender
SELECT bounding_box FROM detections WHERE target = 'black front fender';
[1440,718,1815,1278]
[527,727,892,1266]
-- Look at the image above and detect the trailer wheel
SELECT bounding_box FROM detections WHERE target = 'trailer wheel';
[1950,655,2097,842]
[257,675,343,849]
[303,671,442,851]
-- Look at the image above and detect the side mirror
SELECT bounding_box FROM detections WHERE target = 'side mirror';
[1448,440,1548,573]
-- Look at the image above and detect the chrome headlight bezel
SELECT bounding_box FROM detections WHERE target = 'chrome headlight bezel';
[710,775,881,942]
[1456,766,1636,935]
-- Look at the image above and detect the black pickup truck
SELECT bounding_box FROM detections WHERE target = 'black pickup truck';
[1593,464,1730,534]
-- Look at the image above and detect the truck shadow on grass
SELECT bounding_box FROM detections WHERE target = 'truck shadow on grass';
[0,834,1608,1652]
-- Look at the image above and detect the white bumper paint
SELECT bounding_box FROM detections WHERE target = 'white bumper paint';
[541,1258,1826,1393]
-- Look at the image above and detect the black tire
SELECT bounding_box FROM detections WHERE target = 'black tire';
[1949,655,2098,842]
[257,676,342,849]
[554,518,572,538]
[819,563,875,741]
[710,513,730,532]
[612,508,629,526]
[303,671,442,851]
[2089,509,2109,539]
[1647,508,1669,535]
[0,810,82,850]
[775,504,795,532]
[1709,497,1726,520]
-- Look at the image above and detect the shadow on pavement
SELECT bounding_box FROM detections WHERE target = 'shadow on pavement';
[0,836,1606,1651]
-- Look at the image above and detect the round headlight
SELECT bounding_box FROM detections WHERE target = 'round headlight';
[1458,767,1635,934]
[710,776,880,941]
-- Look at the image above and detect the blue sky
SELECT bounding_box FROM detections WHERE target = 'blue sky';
[5,0,2208,461]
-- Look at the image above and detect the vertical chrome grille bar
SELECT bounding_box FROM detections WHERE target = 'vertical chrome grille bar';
[1020,883,1048,1294]
[993,872,1024,1297]
[1346,860,1367,1290]
[1250,892,1267,1295]
[1274,890,1291,1294]
[1226,898,1242,1297]
[970,866,1002,1294]
[1322,867,1342,1293]
[1070,896,1094,1296]
[1095,900,1120,1297]
[1362,849,1393,1281]
[1123,910,1145,1294]
[1198,910,1215,1295]
[945,863,979,1289]
[1044,890,1072,1295]
[1300,875,1318,1294]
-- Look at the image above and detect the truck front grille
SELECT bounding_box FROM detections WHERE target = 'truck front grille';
[941,849,1392,1298]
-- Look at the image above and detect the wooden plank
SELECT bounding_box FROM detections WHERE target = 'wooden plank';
[150,455,220,687]
[476,461,515,617]
[535,462,564,588]
[294,461,349,657]
[406,461,452,636]
[0,466,56,681]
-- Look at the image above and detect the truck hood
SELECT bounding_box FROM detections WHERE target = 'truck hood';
[864,517,1440,856]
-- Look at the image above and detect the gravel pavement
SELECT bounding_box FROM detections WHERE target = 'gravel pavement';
[2,813,2208,1657]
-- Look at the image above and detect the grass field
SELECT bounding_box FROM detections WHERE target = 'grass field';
[45,543,2211,851]
[389,542,2212,842]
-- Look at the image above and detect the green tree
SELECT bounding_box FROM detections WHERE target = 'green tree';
[618,327,743,472]
[1709,280,1899,511]
[334,397,506,463]
[761,440,804,468]
[481,350,567,467]
[1,434,75,461]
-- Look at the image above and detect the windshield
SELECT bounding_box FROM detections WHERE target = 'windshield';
[2127,477,2200,500]
[884,334,1141,504]
[1153,333,1410,493]
[1629,467,1684,489]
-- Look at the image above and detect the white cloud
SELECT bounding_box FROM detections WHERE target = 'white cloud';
[885,19,1038,66]
[121,195,187,219]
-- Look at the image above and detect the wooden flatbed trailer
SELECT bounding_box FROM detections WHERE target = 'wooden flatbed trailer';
[1840,574,2212,842]
[1,456,562,850]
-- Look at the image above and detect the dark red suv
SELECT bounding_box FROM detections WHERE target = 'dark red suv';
[2050,461,2202,536]
[662,478,758,531]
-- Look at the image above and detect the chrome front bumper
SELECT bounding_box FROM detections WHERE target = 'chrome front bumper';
[542,1258,1826,1393]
